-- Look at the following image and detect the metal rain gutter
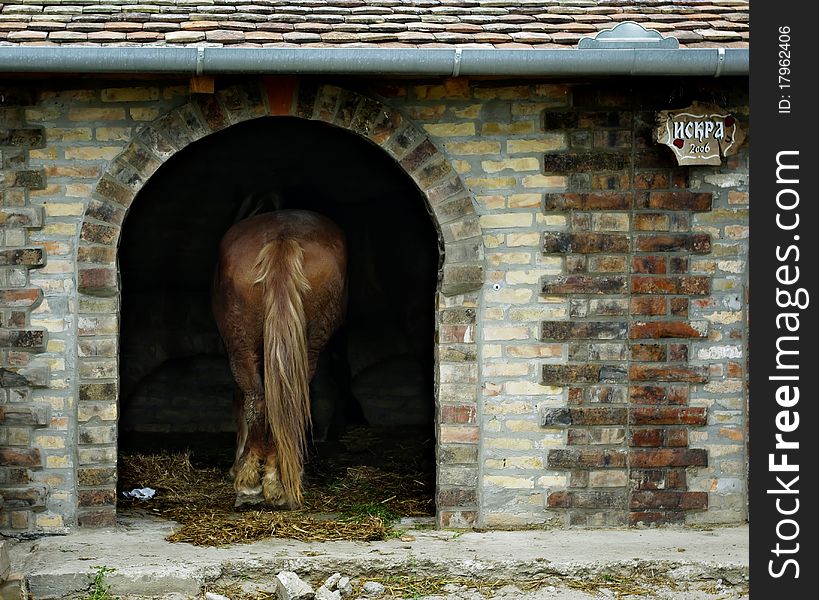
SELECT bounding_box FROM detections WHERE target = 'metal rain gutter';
[0,24,748,78]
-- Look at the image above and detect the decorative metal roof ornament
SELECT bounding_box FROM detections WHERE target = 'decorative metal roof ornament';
[579,22,680,49]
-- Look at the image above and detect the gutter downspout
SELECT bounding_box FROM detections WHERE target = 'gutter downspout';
[0,46,748,78]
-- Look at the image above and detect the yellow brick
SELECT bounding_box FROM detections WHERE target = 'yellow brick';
[505,270,546,285]
[504,381,561,395]
[485,456,543,470]
[25,107,62,121]
[40,260,73,274]
[477,195,506,210]
[7,428,30,445]
[484,326,530,341]
[48,127,93,142]
[484,513,537,527]
[487,253,533,267]
[452,160,471,174]
[538,214,568,228]
[30,317,65,333]
[43,202,84,217]
[507,136,566,153]
[46,455,71,468]
[505,419,540,432]
[101,87,160,102]
[482,122,536,135]
[64,146,122,161]
[68,107,126,121]
[484,307,504,320]
[507,232,541,247]
[523,174,567,188]
[486,288,532,304]
[483,233,504,248]
[486,418,502,432]
[479,213,533,229]
[508,193,541,209]
[537,475,567,487]
[483,363,530,377]
[484,401,533,416]
[96,127,132,142]
[413,79,470,100]
[452,104,482,118]
[66,184,93,197]
[424,122,475,137]
[163,85,189,99]
[484,475,534,488]
[485,438,534,450]
[47,358,66,370]
[506,344,563,358]
[130,107,161,121]
[483,344,502,358]
[46,340,66,353]
[36,514,65,528]
[446,140,502,155]
[78,403,118,422]
[30,148,59,160]
[482,158,540,173]
[35,435,65,449]
[465,176,517,189]
[474,85,530,100]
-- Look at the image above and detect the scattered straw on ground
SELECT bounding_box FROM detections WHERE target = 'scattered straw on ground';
[118,430,434,546]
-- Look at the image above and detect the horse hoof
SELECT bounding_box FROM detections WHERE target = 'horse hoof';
[234,487,265,509]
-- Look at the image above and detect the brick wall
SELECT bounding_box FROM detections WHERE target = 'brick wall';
[0,76,749,533]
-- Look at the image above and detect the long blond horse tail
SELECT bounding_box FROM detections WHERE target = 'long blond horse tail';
[254,238,311,506]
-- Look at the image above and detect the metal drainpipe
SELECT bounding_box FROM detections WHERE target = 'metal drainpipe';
[0,47,748,77]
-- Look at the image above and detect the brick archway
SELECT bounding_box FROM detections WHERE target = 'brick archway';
[75,79,484,528]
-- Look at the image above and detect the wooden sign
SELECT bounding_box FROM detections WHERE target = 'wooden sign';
[655,102,745,166]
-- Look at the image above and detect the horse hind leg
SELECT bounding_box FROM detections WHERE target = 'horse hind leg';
[233,390,267,508]
[261,443,289,508]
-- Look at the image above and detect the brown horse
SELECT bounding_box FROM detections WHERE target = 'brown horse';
[211,210,347,509]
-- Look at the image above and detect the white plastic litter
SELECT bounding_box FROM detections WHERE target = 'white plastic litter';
[123,487,156,500]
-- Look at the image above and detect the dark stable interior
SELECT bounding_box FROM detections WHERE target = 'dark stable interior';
[117,116,439,486]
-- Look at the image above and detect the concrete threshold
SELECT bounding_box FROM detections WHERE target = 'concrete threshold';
[4,514,749,599]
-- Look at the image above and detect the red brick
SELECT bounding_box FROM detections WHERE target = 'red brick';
[630,469,687,490]
[549,490,627,509]
[630,428,663,447]
[728,361,744,378]
[630,407,707,426]
[548,448,627,469]
[629,448,707,468]
[441,404,477,424]
[437,488,477,507]
[629,385,688,405]
[543,192,632,211]
[78,489,117,507]
[439,511,477,527]
[78,267,117,290]
[629,321,707,339]
[569,407,627,425]
[631,256,666,274]
[542,232,629,254]
[630,297,666,316]
[630,491,708,510]
[629,344,666,362]
[636,191,712,211]
[629,365,708,382]
[547,491,569,507]
[629,511,686,526]
[635,234,711,254]
[542,275,627,294]
[668,343,689,362]
[669,257,689,273]
[634,213,669,231]
[78,508,117,528]
[568,387,584,405]
[541,321,627,340]
[665,428,689,447]
[670,298,689,316]
[0,447,42,468]
[633,172,670,189]
[542,365,601,384]
[630,276,710,295]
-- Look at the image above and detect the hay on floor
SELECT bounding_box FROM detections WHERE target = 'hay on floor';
[117,429,434,546]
